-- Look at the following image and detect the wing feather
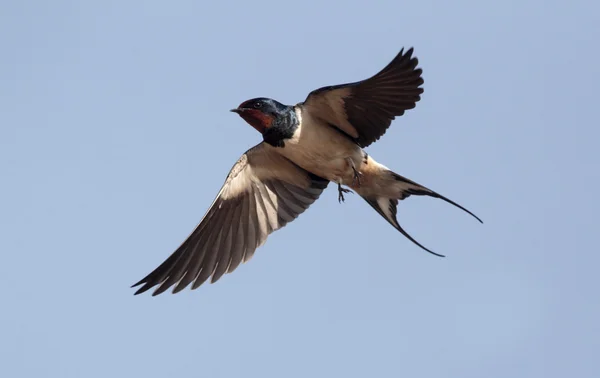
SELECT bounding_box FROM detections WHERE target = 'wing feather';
[132,142,329,295]
[303,47,424,147]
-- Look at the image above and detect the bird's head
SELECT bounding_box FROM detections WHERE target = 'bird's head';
[231,97,287,134]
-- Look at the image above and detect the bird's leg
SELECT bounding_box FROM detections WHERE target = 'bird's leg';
[346,157,362,187]
[337,183,353,203]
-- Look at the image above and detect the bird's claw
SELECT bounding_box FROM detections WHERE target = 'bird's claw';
[338,184,353,203]
[351,167,362,187]
[345,157,363,187]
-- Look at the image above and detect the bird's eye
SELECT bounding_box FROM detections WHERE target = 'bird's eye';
[253,102,262,109]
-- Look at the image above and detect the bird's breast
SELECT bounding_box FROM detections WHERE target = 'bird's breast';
[275,107,363,183]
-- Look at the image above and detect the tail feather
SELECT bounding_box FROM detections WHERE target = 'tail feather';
[360,170,482,257]
[363,196,445,257]
[390,171,483,224]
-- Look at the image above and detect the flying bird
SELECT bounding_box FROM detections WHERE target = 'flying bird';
[132,47,482,296]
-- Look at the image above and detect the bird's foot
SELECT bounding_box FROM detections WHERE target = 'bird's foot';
[338,183,353,203]
[346,157,363,187]
[351,166,363,187]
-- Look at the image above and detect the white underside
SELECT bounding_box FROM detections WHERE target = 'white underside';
[274,107,364,185]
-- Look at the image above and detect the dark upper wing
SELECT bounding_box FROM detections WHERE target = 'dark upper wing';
[302,47,424,147]
[132,143,329,296]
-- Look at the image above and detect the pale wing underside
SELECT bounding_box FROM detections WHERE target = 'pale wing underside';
[132,143,329,296]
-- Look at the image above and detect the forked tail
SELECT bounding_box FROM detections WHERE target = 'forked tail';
[361,170,483,257]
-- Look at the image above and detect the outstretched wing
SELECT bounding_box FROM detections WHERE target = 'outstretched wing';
[302,47,424,147]
[132,143,329,296]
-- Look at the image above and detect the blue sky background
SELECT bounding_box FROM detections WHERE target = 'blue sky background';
[1,1,598,377]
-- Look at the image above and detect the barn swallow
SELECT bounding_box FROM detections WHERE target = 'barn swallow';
[132,47,482,296]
